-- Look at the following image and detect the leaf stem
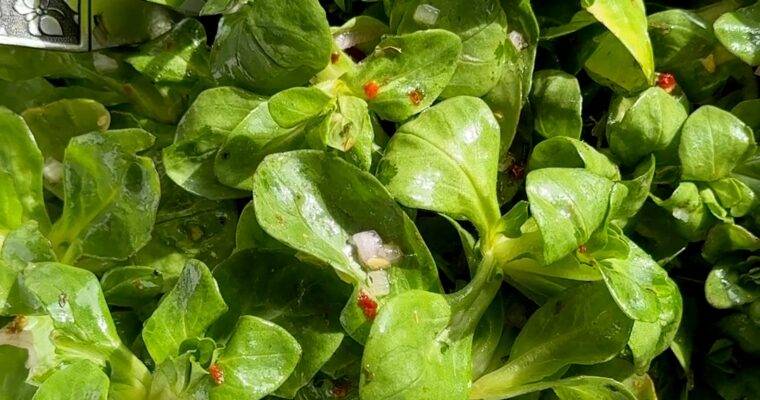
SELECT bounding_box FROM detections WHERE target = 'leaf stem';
[444,251,502,341]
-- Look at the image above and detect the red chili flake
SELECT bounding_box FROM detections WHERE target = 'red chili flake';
[656,72,677,93]
[330,52,340,64]
[408,89,423,106]
[209,363,224,385]
[363,81,380,100]
[578,244,588,254]
[357,290,378,320]
[508,162,525,181]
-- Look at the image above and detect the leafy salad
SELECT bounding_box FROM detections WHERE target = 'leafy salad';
[1,0,759,399]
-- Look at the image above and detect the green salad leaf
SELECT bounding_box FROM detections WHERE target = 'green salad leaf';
[0,1,757,399]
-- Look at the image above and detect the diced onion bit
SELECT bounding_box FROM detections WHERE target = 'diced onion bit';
[413,4,440,26]
[43,158,64,185]
[209,363,224,385]
[363,80,380,100]
[368,270,391,296]
[656,72,677,93]
[93,53,119,73]
[357,290,379,320]
[508,31,528,51]
[349,230,403,270]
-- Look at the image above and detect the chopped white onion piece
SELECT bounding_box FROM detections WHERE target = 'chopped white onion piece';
[672,208,689,222]
[93,53,119,73]
[368,270,390,296]
[509,31,528,51]
[350,230,403,270]
[351,230,384,263]
[413,4,440,26]
[379,243,402,264]
[43,158,64,185]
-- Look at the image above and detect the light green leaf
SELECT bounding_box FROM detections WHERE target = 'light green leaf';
[390,0,508,97]
[530,70,583,139]
[21,262,152,398]
[214,102,307,190]
[584,0,655,80]
[714,1,760,65]
[703,223,760,263]
[612,156,656,222]
[344,30,462,122]
[175,87,266,141]
[147,352,208,400]
[705,177,756,217]
[528,136,619,181]
[164,128,250,200]
[483,0,539,153]
[470,283,633,398]
[705,259,760,309]
[526,168,614,264]
[48,130,161,267]
[606,87,689,167]
[0,107,50,243]
[126,18,211,84]
[165,86,265,200]
[306,95,375,171]
[627,276,682,370]
[360,290,471,400]
[471,375,636,400]
[377,97,501,235]
[142,260,228,364]
[583,32,650,94]
[209,250,349,397]
[21,99,110,162]
[101,266,167,307]
[268,87,333,128]
[679,105,755,181]
[210,316,301,400]
[252,151,441,341]
[31,360,109,400]
[210,0,332,94]
[651,182,717,242]
[594,232,671,323]
[1,221,56,271]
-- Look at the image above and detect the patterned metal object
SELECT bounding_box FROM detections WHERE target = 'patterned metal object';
[0,0,173,51]
[0,0,89,50]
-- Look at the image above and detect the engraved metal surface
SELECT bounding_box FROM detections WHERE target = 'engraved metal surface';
[0,0,89,51]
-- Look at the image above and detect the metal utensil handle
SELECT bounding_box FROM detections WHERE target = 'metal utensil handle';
[0,0,91,51]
